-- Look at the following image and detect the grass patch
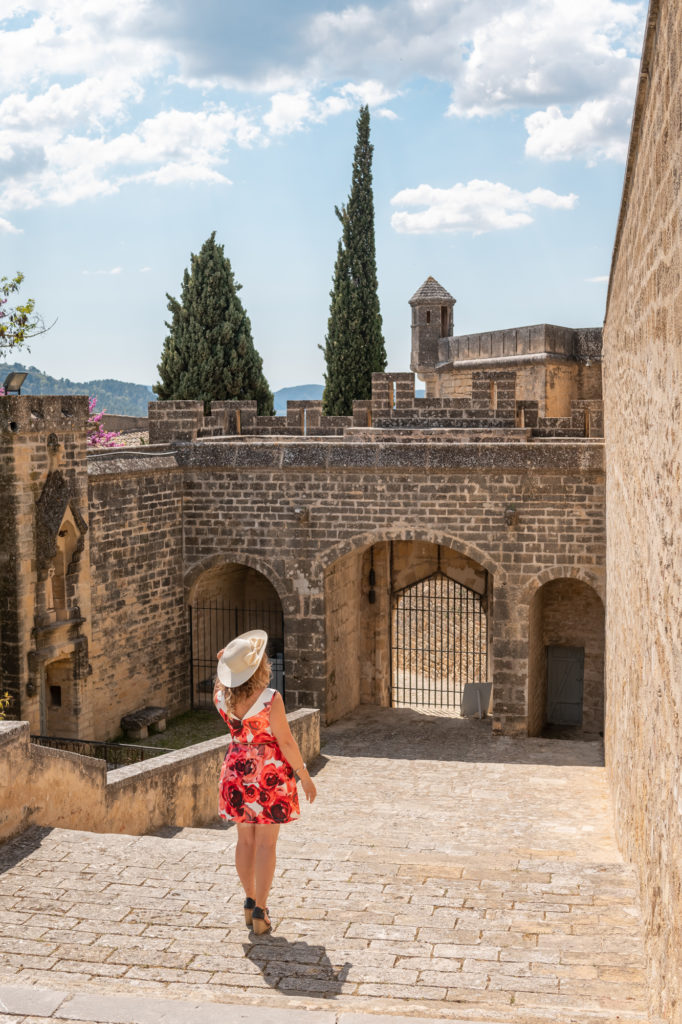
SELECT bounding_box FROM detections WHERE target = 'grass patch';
[125,709,227,751]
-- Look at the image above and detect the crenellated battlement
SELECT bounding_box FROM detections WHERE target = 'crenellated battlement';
[0,395,90,436]
[147,369,603,442]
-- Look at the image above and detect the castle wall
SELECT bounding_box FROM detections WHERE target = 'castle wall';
[603,1,682,1019]
[0,396,93,737]
[159,438,607,731]
[87,455,186,739]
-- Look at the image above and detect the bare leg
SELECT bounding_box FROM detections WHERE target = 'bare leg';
[235,823,256,899]
[254,823,280,918]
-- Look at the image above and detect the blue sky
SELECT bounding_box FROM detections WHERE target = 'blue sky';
[1,0,645,392]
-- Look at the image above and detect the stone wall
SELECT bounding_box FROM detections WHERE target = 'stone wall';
[166,438,605,732]
[87,453,187,738]
[603,1,682,1020]
[0,710,320,842]
[0,396,93,737]
[146,371,599,443]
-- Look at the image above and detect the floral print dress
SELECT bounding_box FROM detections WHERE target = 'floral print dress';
[214,686,300,825]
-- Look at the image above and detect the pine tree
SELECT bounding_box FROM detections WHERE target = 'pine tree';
[154,233,274,414]
[321,105,386,416]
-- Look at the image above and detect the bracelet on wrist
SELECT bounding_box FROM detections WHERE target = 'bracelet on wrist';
[294,763,307,778]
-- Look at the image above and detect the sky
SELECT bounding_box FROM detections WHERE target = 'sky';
[0,0,645,392]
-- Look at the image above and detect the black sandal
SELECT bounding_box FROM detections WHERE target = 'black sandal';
[252,905,271,935]
[243,897,256,926]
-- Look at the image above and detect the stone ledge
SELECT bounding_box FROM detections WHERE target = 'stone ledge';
[170,439,605,473]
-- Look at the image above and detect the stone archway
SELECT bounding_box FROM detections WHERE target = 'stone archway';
[527,578,605,736]
[188,563,285,706]
[324,539,491,723]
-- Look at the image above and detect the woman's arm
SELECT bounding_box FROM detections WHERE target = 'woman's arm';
[269,692,317,803]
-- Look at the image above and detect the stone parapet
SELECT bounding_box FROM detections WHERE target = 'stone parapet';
[436,324,602,367]
[145,370,597,442]
[87,438,604,474]
[0,709,320,841]
[0,394,89,435]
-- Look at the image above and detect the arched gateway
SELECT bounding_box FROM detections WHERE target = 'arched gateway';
[324,539,491,721]
[188,563,285,707]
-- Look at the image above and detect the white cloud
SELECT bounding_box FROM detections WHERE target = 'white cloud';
[524,84,635,163]
[0,0,646,220]
[263,80,398,135]
[586,275,609,283]
[446,0,641,118]
[0,104,259,211]
[390,179,578,234]
[82,267,123,276]
[264,91,315,135]
[0,216,21,234]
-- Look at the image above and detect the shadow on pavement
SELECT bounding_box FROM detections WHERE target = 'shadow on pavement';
[244,933,352,997]
[0,825,53,874]
[320,705,605,768]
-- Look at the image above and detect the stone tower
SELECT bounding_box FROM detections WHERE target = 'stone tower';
[409,276,456,376]
[0,396,94,738]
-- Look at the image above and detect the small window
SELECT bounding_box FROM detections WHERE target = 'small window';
[425,310,431,325]
[50,685,62,707]
[441,305,448,335]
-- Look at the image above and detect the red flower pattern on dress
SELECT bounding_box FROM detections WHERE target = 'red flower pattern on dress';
[214,687,300,825]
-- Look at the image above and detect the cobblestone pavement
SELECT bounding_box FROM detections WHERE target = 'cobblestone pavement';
[0,707,652,1023]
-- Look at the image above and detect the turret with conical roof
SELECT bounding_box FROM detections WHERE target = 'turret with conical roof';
[409,276,456,376]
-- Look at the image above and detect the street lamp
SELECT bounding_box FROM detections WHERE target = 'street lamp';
[2,372,28,395]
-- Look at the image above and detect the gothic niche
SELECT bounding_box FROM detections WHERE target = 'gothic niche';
[36,435,88,624]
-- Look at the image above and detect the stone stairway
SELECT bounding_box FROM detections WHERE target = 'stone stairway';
[0,707,652,1023]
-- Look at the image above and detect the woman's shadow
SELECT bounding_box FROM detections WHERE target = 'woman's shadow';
[244,933,352,997]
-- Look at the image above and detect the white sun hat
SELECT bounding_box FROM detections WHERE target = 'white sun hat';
[217,629,268,689]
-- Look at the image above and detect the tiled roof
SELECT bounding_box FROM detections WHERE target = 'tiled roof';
[409,276,456,304]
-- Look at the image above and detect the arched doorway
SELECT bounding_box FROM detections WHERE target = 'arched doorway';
[528,578,605,736]
[188,563,284,708]
[392,570,488,710]
[324,539,490,722]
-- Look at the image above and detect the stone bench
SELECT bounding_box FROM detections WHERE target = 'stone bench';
[120,706,168,740]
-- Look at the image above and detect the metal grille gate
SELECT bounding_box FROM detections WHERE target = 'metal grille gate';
[189,601,285,709]
[391,571,488,710]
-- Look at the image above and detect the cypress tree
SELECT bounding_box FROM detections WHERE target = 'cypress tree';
[321,105,386,416]
[154,232,274,414]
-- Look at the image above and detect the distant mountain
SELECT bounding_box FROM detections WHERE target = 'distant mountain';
[273,384,323,413]
[0,362,155,416]
[0,367,422,419]
[273,383,424,413]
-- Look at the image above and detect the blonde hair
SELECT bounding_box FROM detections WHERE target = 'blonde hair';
[222,652,271,716]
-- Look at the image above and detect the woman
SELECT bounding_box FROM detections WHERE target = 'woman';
[213,629,317,934]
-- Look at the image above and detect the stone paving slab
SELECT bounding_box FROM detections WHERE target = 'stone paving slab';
[0,983,505,1023]
[0,708,654,1024]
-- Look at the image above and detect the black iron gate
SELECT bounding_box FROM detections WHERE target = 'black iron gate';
[189,601,285,709]
[391,571,488,710]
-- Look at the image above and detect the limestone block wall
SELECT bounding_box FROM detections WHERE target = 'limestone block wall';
[86,453,186,739]
[324,549,362,722]
[603,1,682,1019]
[174,439,606,732]
[0,396,93,737]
